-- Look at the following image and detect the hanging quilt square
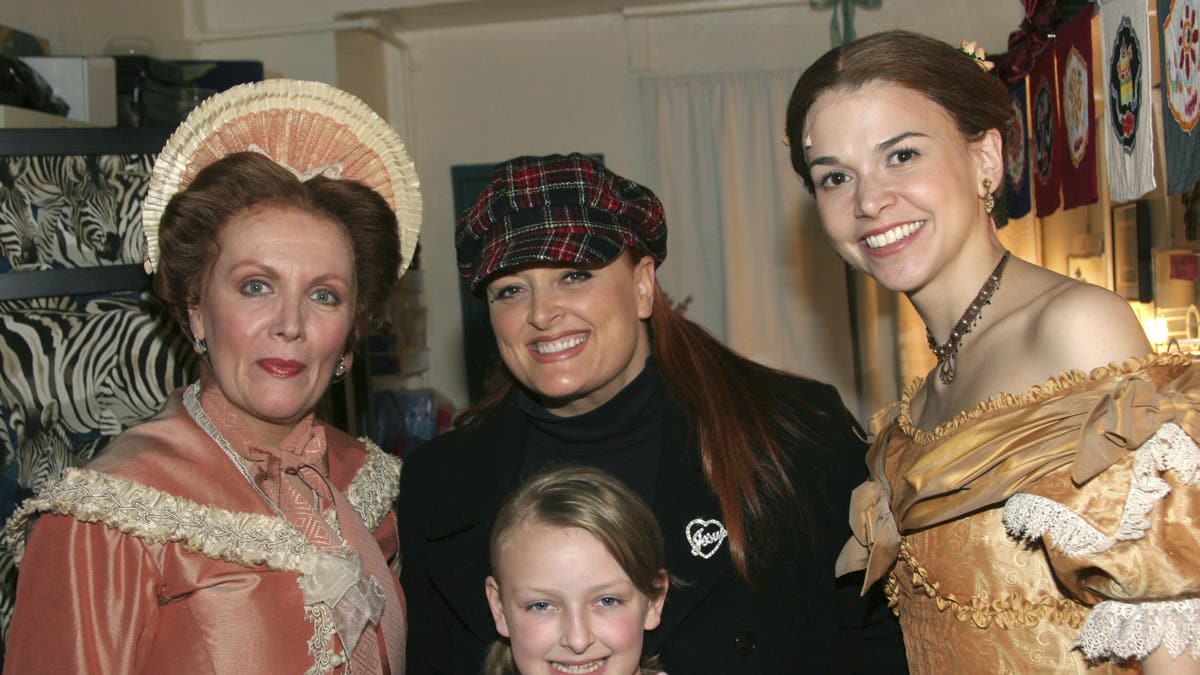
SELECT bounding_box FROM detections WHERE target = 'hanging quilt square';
[1006,78,1033,219]
[1159,0,1200,194]
[1031,41,1063,216]
[1056,5,1100,208]
[1101,0,1157,200]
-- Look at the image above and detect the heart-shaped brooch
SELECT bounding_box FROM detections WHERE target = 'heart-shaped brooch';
[685,518,728,559]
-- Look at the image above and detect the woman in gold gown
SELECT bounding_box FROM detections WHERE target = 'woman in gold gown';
[786,30,1199,674]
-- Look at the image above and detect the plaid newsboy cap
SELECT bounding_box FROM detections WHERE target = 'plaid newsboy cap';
[456,153,667,292]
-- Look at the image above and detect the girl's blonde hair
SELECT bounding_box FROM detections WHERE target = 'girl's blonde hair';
[485,464,667,675]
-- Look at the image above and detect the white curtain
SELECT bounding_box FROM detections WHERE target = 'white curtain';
[640,71,863,418]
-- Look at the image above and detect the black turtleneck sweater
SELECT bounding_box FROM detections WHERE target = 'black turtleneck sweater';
[517,356,662,505]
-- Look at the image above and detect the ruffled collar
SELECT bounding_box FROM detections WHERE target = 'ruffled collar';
[192,377,329,510]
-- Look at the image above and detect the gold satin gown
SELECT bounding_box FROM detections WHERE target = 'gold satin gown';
[840,354,1200,674]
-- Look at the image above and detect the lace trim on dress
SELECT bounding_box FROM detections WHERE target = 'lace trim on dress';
[897,353,1192,445]
[1002,493,1110,556]
[345,440,402,532]
[1076,598,1200,662]
[3,468,314,568]
[886,538,1089,630]
[1003,422,1200,556]
[305,604,347,673]
[317,441,401,536]
[2,451,401,675]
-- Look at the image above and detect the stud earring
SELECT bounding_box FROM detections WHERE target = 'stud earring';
[193,337,207,355]
[334,356,346,380]
[983,178,996,215]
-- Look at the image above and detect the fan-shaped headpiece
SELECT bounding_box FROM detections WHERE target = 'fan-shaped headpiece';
[141,79,421,276]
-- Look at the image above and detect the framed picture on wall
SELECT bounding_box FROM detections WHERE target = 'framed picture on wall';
[1112,201,1153,302]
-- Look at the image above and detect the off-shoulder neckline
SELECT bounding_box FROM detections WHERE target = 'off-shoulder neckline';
[896,353,1193,445]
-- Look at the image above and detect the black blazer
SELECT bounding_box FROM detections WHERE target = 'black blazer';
[399,374,906,674]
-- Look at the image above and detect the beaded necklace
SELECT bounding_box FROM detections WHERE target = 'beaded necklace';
[926,250,1011,385]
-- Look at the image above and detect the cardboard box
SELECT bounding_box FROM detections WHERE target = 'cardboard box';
[20,56,118,126]
[0,104,94,128]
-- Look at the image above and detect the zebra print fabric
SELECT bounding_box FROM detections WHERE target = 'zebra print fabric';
[0,154,151,272]
[0,293,196,645]
[0,150,190,651]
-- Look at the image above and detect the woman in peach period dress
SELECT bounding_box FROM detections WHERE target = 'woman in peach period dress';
[3,80,421,674]
[786,30,1200,674]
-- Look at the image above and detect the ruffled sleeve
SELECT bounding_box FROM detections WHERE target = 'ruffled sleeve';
[1002,366,1200,664]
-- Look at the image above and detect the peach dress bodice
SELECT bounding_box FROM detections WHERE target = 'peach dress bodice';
[3,383,405,674]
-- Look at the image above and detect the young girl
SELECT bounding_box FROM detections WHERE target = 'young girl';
[484,465,669,675]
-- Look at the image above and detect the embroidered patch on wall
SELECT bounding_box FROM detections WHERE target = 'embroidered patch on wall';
[1006,98,1027,191]
[1063,47,1091,168]
[1164,0,1200,133]
[1033,76,1057,185]
[1108,16,1144,154]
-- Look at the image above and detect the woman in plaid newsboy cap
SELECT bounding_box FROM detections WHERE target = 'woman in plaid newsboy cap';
[399,153,906,674]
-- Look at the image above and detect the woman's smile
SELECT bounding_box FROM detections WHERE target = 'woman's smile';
[805,82,992,292]
[487,256,655,416]
[530,332,590,359]
[863,219,926,250]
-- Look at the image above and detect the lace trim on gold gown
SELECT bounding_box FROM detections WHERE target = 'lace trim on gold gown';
[1003,421,1200,661]
[840,353,1200,670]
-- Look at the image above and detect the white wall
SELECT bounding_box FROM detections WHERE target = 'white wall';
[3,0,190,57]
[183,0,342,81]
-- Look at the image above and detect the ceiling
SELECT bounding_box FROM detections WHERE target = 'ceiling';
[340,0,798,31]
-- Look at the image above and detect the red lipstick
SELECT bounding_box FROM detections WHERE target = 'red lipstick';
[257,358,306,378]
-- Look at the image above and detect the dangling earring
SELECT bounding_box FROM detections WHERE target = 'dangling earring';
[193,337,207,355]
[333,356,346,380]
[983,178,996,215]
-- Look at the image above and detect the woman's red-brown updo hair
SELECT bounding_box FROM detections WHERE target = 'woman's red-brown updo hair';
[152,151,401,344]
[785,30,1012,193]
